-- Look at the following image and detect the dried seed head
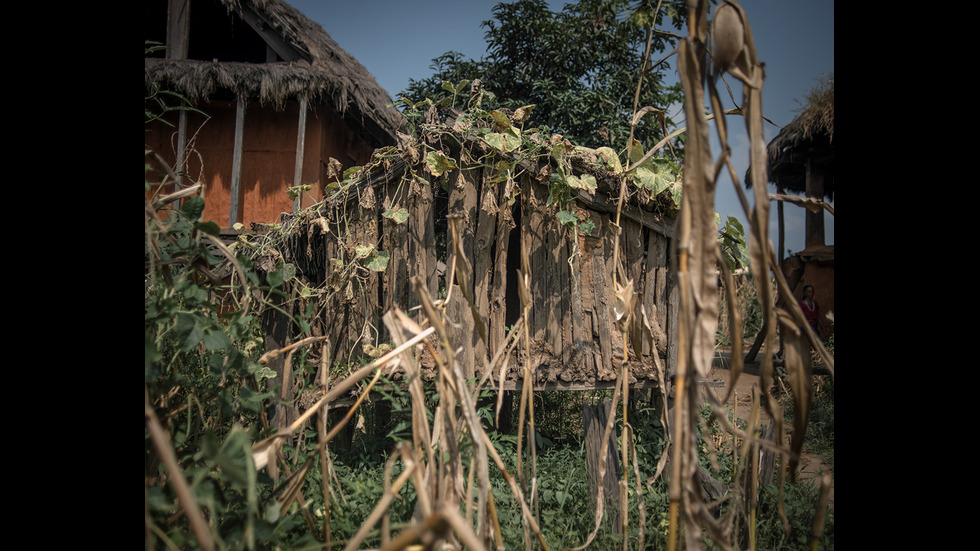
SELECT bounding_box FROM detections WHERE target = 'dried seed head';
[711,1,745,78]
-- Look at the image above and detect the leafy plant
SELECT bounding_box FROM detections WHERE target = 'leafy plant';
[400,0,688,150]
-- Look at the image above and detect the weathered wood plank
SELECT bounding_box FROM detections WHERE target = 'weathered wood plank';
[623,218,646,356]
[527,175,548,344]
[472,166,496,372]
[592,216,613,379]
[447,164,479,378]
[383,176,411,316]
[489,177,512,364]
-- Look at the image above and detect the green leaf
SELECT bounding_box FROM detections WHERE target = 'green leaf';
[441,79,470,95]
[194,221,220,236]
[203,328,231,352]
[355,244,375,259]
[566,174,597,194]
[489,160,514,183]
[364,250,390,272]
[145,335,161,382]
[556,209,578,228]
[489,110,513,130]
[484,131,522,153]
[631,157,680,198]
[175,313,204,352]
[383,207,409,224]
[669,182,683,208]
[181,196,205,222]
[426,150,458,177]
[267,270,284,289]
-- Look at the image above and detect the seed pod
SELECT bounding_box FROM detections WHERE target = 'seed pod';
[712,1,744,76]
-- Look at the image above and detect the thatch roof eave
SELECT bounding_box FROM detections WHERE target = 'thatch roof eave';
[146,0,405,146]
[746,82,834,198]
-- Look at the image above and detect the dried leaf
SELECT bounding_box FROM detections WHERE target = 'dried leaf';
[595,146,623,173]
[630,105,665,129]
[396,131,419,164]
[613,278,635,329]
[512,104,536,125]
[359,185,376,210]
[325,157,343,182]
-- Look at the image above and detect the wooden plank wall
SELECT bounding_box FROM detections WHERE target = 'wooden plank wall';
[300,152,676,388]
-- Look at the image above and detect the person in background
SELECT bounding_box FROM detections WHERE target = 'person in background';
[798,284,819,336]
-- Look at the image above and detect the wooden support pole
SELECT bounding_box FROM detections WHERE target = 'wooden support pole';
[229,98,245,227]
[292,95,308,213]
[175,110,187,188]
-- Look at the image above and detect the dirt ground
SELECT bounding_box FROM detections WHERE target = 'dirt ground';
[703,352,834,506]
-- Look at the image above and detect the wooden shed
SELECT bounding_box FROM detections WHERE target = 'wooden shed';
[144,0,405,229]
[264,103,682,391]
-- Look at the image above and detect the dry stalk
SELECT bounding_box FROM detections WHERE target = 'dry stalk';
[144,400,215,551]
[250,327,434,474]
[317,342,332,547]
[413,273,493,544]
[343,444,419,551]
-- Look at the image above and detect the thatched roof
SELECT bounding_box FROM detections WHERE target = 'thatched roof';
[145,0,405,147]
[749,81,834,199]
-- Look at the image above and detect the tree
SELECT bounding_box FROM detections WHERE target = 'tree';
[400,0,689,151]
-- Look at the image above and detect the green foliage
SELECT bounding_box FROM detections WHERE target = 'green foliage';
[145,193,291,546]
[754,480,835,550]
[718,214,748,271]
[146,81,316,547]
[145,41,206,129]
[785,370,834,468]
[400,0,688,150]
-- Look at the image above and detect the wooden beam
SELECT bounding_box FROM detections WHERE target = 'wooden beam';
[292,95,308,213]
[166,0,190,60]
[579,190,675,239]
[237,4,304,62]
[229,98,245,227]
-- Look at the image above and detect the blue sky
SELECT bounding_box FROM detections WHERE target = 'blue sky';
[289,0,834,256]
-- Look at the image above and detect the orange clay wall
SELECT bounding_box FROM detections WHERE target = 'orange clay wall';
[146,99,376,228]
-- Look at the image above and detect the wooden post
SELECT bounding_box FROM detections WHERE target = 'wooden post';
[583,400,620,531]
[229,98,245,227]
[174,109,187,208]
[777,184,785,263]
[165,0,190,60]
[804,157,825,248]
[291,95,308,213]
[262,289,291,432]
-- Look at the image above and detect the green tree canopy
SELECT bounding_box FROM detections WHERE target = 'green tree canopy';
[400,0,689,151]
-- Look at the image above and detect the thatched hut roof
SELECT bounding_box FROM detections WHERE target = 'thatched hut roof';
[750,81,834,199]
[145,0,405,147]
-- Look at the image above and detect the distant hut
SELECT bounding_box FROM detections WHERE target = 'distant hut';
[754,79,834,340]
[766,80,834,254]
[145,0,405,229]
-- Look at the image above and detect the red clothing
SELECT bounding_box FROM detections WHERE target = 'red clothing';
[799,298,819,328]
